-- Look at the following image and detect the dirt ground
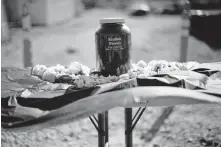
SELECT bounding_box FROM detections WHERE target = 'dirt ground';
[1,9,221,147]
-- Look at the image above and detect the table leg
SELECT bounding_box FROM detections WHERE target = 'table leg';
[105,111,109,146]
[125,108,133,147]
[98,113,105,147]
[98,111,109,147]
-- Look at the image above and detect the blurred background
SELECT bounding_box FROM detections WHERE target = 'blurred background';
[1,0,221,147]
[1,0,221,68]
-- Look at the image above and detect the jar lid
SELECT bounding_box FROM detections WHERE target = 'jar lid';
[100,18,125,24]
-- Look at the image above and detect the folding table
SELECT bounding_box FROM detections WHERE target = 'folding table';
[2,63,221,147]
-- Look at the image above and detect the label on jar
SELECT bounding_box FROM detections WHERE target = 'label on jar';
[96,34,131,76]
[105,35,125,50]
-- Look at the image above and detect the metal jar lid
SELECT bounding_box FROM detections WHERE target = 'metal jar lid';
[100,18,125,24]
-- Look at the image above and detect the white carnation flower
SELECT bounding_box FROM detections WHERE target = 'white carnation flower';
[42,68,57,83]
[68,62,82,75]
[81,75,93,87]
[32,64,48,77]
[74,78,84,88]
[147,60,169,72]
[82,65,90,76]
[50,64,66,73]
[143,66,152,76]
[137,60,147,68]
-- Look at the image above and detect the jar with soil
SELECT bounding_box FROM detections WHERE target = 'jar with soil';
[95,18,132,76]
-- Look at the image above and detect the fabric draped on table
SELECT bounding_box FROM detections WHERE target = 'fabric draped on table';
[1,62,221,130]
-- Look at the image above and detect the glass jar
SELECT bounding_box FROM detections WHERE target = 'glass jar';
[95,18,132,76]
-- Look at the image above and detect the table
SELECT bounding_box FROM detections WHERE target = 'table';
[2,62,221,147]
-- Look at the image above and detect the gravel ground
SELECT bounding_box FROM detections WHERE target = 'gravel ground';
[1,9,221,147]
